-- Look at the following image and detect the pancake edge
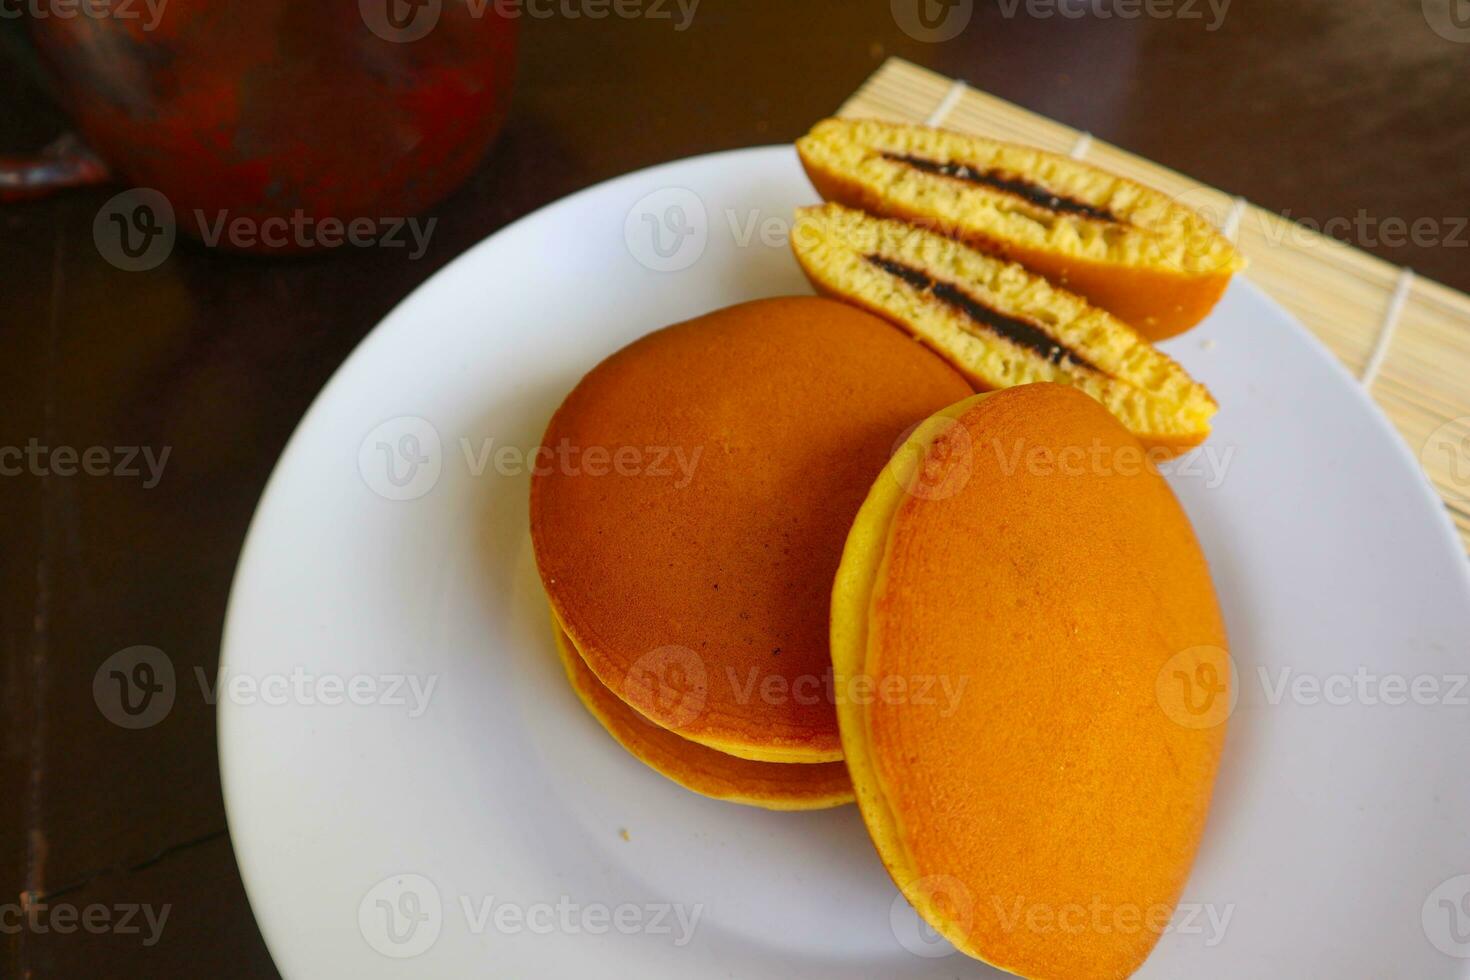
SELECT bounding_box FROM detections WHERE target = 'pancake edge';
[544,589,845,764]
[829,391,1020,972]
[550,610,854,810]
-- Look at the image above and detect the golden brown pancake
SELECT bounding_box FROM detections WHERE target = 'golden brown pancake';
[550,614,853,810]
[531,296,973,762]
[797,118,1245,340]
[832,383,1228,978]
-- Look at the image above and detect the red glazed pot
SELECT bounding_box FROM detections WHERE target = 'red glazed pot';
[26,0,517,252]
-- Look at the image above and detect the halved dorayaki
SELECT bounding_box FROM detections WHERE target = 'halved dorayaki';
[797,118,1245,340]
[832,384,1228,979]
[792,203,1217,456]
[550,615,853,810]
[530,297,972,763]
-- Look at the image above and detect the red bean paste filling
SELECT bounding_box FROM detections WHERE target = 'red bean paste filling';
[866,255,1102,372]
[881,152,1121,223]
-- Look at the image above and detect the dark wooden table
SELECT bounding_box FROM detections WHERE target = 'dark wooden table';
[3,2,1466,975]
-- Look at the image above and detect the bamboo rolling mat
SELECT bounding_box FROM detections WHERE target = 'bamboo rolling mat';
[836,58,1470,555]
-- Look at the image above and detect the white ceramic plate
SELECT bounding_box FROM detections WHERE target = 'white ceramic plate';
[220,146,1470,979]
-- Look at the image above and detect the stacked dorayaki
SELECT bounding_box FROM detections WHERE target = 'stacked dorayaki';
[529,118,1241,979]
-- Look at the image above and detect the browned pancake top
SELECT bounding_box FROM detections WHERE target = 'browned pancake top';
[865,385,1228,977]
[531,296,972,758]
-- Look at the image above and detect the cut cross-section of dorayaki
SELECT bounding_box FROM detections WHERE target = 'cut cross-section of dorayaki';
[797,118,1246,340]
[791,203,1217,455]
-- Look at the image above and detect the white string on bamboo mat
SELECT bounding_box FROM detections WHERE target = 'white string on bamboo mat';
[1360,266,1416,388]
[1222,196,1248,242]
[925,80,967,127]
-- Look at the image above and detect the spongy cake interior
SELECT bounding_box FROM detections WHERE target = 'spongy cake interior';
[793,203,1216,450]
[798,118,1245,276]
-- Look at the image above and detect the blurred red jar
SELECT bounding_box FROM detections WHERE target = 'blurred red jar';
[28,0,518,252]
